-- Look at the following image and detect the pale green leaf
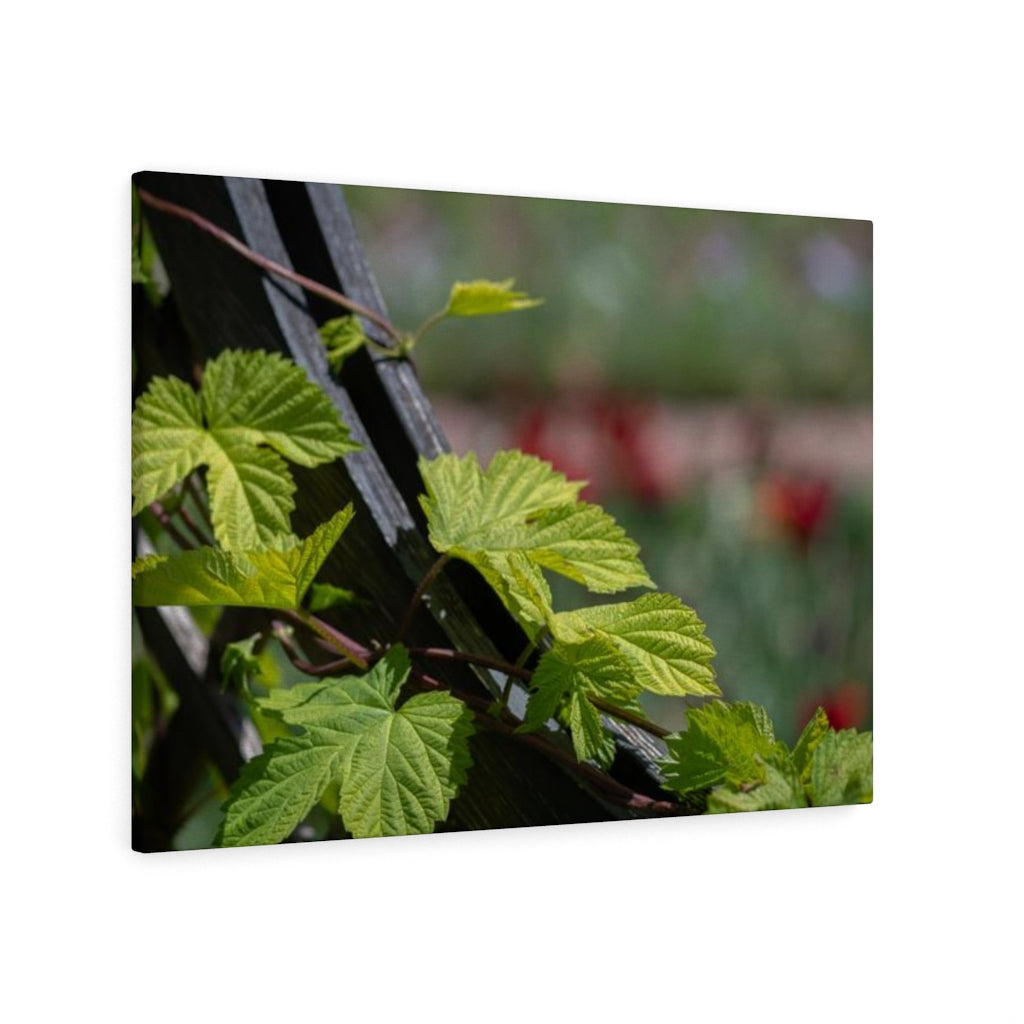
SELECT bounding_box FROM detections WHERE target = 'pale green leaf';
[526,636,642,723]
[792,706,831,786]
[132,349,359,550]
[131,376,208,512]
[506,502,655,593]
[660,701,788,796]
[319,316,369,373]
[520,638,623,765]
[420,451,583,552]
[220,633,263,691]
[201,349,359,466]
[132,506,354,610]
[553,593,718,698]
[568,690,617,768]
[218,736,339,847]
[810,730,873,806]
[469,551,555,637]
[419,451,652,621]
[707,759,808,814]
[307,582,365,613]
[203,437,296,550]
[342,690,474,838]
[445,278,543,317]
[234,645,475,840]
[131,553,168,580]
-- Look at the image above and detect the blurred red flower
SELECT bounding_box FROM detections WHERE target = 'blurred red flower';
[798,680,870,733]
[511,393,671,506]
[757,473,833,547]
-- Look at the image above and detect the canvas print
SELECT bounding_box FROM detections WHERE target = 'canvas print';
[131,172,872,851]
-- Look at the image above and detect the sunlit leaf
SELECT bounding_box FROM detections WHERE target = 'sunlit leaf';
[319,316,369,373]
[132,507,354,610]
[132,349,360,550]
[659,701,788,797]
[445,278,543,317]
[553,593,718,698]
[221,646,475,842]
[419,451,652,635]
[707,759,807,813]
[809,729,872,806]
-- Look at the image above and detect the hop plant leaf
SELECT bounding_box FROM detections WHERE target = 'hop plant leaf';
[132,349,360,550]
[220,633,264,692]
[809,729,873,806]
[659,701,789,796]
[792,706,832,786]
[552,593,719,698]
[520,635,630,763]
[707,759,808,813]
[319,316,369,373]
[419,451,653,634]
[132,506,354,610]
[307,582,365,613]
[520,594,719,761]
[445,279,543,317]
[218,645,475,844]
[661,701,872,813]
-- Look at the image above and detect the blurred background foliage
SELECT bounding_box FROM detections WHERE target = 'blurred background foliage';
[345,185,872,744]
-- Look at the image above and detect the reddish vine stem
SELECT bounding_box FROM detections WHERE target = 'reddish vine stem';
[177,504,212,548]
[588,695,672,739]
[407,646,532,680]
[136,187,403,345]
[412,670,685,816]
[409,643,671,740]
[394,553,451,642]
[272,622,359,677]
[148,501,193,551]
[281,609,372,671]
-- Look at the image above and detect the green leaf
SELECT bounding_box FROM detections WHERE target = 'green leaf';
[521,635,636,764]
[707,759,808,814]
[507,502,655,592]
[132,349,360,550]
[131,375,209,511]
[525,636,643,726]
[567,689,617,769]
[131,553,168,579]
[469,551,556,638]
[792,706,831,786]
[307,582,365,613]
[132,185,167,305]
[809,730,873,806]
[204,441,295,550]
[319,316,369,373]
[224,645,475,841]
[553,593,718,698]
[132,506,354,610]
[445,279,543,317]
[218,736,339,847]
[521,594,718,757]
[659,701,788,796]
[419,451,653,631]
[220,633,263,691]
[420,451,583,549]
